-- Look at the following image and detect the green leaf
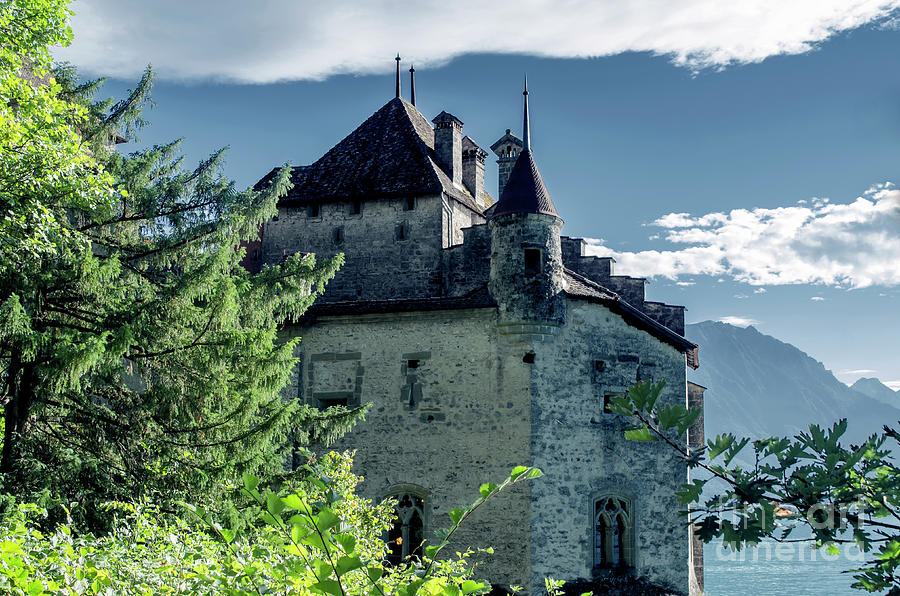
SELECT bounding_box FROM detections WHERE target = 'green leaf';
[316,508,341,532]
[526,468,543,479]
[624,427,657,442]
[510,466,529,480]
[335,533,356,554]
[282,494,306,511]
[311,579,343,596]
[479,482,498,498]
[242,473,259,493]
[366,567,383,583]
[335,555,363,575]
[449,508,465,525]
[267,492,286,518]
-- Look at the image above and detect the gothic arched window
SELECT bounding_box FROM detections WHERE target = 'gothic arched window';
[594,496,634,570]
[386,491,426,565]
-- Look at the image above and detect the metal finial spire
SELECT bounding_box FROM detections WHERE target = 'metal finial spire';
[522,74,531,152]
[409,64,416,107]
[395,54,401,98]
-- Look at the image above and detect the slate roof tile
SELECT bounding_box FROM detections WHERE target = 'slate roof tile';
[491,150,558,218]
[268,98,482,214]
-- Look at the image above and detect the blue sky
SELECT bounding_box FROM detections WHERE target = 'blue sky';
[58,1,900,389]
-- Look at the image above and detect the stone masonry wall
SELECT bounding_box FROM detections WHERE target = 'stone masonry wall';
[261,195,444,302]
[443,224,491,297]
[287,309,534,587]
[529,298,689,594]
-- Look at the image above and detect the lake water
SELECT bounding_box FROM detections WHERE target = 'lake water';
[704,538,873,595]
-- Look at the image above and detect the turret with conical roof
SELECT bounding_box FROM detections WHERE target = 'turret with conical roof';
[488,79,565,326]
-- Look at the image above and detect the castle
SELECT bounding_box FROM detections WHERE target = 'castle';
[246,63,704,595]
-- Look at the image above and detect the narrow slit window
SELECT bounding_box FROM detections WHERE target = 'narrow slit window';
[350,200,362,215]
[396,221,409,241]
[333,226,344,245]
[405,197,416,211]
[308,203,320,218]
[524,248,542,276]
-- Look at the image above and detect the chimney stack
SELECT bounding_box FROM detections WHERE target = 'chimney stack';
[432,111,463,186]
[462,136,487,208]
[490,129,523,197]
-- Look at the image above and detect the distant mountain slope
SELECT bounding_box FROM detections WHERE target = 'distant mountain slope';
[685,321,900,446]
[850,377,899,407]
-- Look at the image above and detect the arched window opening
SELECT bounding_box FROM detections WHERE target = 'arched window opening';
[386,492,425,565]
[594,496,633,570]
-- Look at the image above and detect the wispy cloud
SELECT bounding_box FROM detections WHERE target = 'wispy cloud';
[718,316,759,327]
[810,296,826,301]
[840,368,878,375]
[586,184,900,288]
[754,288,767,294]
[53,1,900,82]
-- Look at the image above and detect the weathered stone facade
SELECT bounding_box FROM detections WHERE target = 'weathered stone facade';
[252,88,702,595]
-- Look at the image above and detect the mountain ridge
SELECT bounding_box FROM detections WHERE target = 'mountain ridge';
[685,320,899,446]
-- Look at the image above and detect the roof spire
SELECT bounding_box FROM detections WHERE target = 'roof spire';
[409,64,416,107]
[522,74,531,152]
[395,54,402,99]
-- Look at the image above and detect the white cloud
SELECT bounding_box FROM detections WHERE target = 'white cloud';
[586,184,900,288]
[52,1,900,82]
[885,381,900,391]
[676,281,695,286]
[754,288,767,294]
[810,296,825,301]
[840,368,877,375]
[734,294,749,299]
[717,316,759,327]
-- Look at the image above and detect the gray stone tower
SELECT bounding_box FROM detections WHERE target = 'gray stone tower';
[490,129,523,197]
[489,81,565,326]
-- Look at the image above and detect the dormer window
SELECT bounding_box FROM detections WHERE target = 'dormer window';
[524,248,542,276]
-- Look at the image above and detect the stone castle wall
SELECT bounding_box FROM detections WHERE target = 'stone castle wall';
[287,309,534,587]
[261,195,445,301]
[528,299,689,593]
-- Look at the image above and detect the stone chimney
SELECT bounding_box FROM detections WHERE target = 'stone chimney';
[432,111,463,186]
[490,129,523,197]
[462,136,487,208]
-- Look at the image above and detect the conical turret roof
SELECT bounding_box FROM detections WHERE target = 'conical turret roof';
[491,149,558,218]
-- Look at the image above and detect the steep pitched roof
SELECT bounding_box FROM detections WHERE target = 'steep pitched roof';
[270,97,482,214]
[491,149,559,218]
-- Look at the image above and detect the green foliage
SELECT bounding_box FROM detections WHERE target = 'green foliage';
[0,452,542,595]
[617,380,900,592]
[1,0,360,521]
[1,0,116,259]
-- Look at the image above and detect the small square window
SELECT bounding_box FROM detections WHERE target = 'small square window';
[524,248,542,276]
[308,203,320,218]
[350,200,362,215]
[407,359,420,369]
[404,197,416,211]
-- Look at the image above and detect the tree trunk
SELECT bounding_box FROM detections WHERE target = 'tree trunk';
[1,350,34,478]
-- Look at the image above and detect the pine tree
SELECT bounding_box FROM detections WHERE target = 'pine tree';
[1,0,362,517]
